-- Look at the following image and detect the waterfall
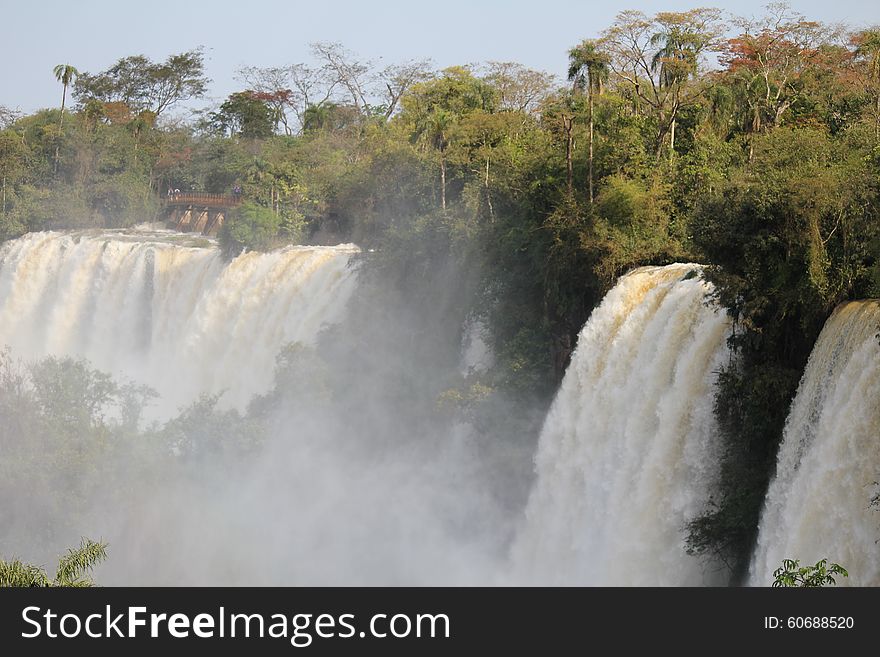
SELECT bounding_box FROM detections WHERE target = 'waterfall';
[510,264,731,585]
[749,301,880,586]
[0,228,360,417]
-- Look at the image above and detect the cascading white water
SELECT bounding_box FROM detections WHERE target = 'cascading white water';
[0,228,360,417]
[510,264,731,585]
[749,301,880,586]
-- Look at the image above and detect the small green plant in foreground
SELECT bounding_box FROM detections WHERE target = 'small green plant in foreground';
[0,538,107,587]
[772,559,848,587]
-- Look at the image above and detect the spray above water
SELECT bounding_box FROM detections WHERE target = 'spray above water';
[0,228,360,417]
[510,264,731,585]
[0,228,515,585]
[749,301,880,586]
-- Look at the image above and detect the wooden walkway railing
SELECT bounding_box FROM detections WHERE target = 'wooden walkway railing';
[166,193,242,208]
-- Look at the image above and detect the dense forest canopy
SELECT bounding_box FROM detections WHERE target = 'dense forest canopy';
[1,2,879,581]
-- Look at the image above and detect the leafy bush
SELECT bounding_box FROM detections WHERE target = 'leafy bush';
[772,559,848,587]
[1,538,107,587]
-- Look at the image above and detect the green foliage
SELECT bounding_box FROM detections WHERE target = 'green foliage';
[592,173,682,284]
[73,50,208,117]
[686,361,803,574]
[159,394,265,461]
[0,348,270,562]
[53,64,79,97]
[687,124,880,578]
[0,558,49,587]
[221,200,282,252]
[568,40,610,95]
[208,92,276,139]
[30,356,118,430]
[53,538,109,587]
[247,342,334,421]
[0,352,153,550]
[402,66,498,125]
[1,538,107,587]
[772,559,848,587]
[302,102,361,135]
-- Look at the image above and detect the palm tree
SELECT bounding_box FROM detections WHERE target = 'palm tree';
[1,538,107,587]
[302,102,336,133]
[568,40,609,204]
[52,63,79,173]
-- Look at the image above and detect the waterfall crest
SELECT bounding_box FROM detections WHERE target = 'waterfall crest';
[0,228,360,417]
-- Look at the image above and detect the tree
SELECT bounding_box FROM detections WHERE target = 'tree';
[0,130,27,220]
[686,126,880,577]
[401,67,498,209]
[74,50,209,118]
[221,200,282,252]
[150,50,211,117]
[208,92,275,139]
[52,63,78,173]
[425,108,453,210]
[236,67,296,135]
[852,28,880,140]
[0,106,21,129]
[311,42,373,117]
[721,4,832,143]
[601,8,724,157]
[772,559,848,587]
[568,40,609,202]
[378,60,434,120]
[251,89,296,135]
[301,101,360,134]
[53,64,79,127]
[650,17,704,156]
[29,356,118,431]
[285,63,342,130]
[237,62,350,134]
[1,538,107,587]
[484,61,555,114]
[238,66,309,135]
[450,109,529,222]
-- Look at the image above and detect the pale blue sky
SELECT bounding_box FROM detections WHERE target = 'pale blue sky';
[2,0,877,116]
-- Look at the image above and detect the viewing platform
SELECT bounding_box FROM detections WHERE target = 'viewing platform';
[166,193,241,236]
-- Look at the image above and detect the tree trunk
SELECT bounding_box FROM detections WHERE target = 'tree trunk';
[588,95,594,204]
[654,110,667,160]
[60,84,67,129]
[563,115,573,196]
[654,133,665,159]
[669,118,676,159]
[2,176,6,215]
[132,126,140,169]
[53,83,68,175]
[485,155,495,222]
[875,91,879,142]
[440,156,447,210]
